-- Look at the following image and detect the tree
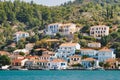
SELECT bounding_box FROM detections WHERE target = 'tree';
[0,10,7,24]
[101,35,112,46]
[81,25,90,33]
[55,33,62,39]
[16,39,26,49]
[91,61,95,67]
[19,52,25,56]
[6,47,16,52]
[99,62,104,67]
[78,33,83,39]
[71,63,83,67]
[104,62,110,69]
[0,55,11,66]
[75,50,81,54]
[81,55,89,59]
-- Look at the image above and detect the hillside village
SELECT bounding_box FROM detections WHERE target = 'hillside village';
[0,23,120,70]
[0,0,120,70]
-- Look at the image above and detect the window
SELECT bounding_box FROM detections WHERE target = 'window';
[104,28,106,30]
[74,58,77,61]
[61,63,65,66]
[48,63,50,66]
[71,58,73,60]
[50,26,52,28]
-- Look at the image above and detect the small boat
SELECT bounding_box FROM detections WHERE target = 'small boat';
[19,68,28,70]
[93,67,105,71]
[86,67,93,70]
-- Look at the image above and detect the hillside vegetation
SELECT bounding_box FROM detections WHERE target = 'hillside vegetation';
[0,0,120,57]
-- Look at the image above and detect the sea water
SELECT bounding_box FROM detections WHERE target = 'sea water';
[0,70,120,80]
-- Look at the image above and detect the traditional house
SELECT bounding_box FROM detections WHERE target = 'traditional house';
[12,59,28,66]
[59,23,76,35]
[39,53,51,61]
[98,48,116,62]
[45,23,76,36]
[45,23,62,35]
[90,25,109,39]
[13,49,29,55]
[24,56,39,69]
[81,58,99,69]
[105,58,118,69]
[13,31,29,42]
[36,60,49,69]
[80,48,98,59]
[48,58,67,70]
[26,56,39,61]
[9,54,25,60]
[88,42,101,48]
[55,43,80,59]
[25,43,35,50]
[68,55,81,66]
[42,51,55,57]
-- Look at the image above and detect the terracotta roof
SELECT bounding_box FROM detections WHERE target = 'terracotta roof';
[12,59,24,63]
[14,31,28,35]
[43,51,55,55]
[9,54,25,59]
[105,58,116,63]
[46,39,60,42]
[35,48,47,51]
[91,25,109,28]
[60,43,78,47]
[69,55,81,58]
[61,23,75,27]
[25,56,39,59]
[41,54,51,57]
[80,48,95,50]
[99,47,112,52]
[37,60,49,63]
[26,43,35,46]
[51,59,66,63]
[82,58,96,61]
[88,42,101,44]
[0,51,9,55]
[48,23,61,25]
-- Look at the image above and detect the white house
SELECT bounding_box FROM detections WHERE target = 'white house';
[13,31,29,42]
[59,23,76,35]
[45,23,76,36]
[88,42,101,48]
[80,48,98,58]
[55,43,80,59]
[81,58,99,68]
[13,49,29,55]
[36,60,49,69]
[98,48,116,62]
[25,43,35,50]
[39,53,51,61]
[48,58,67,70]
[90,25,109,39]
[45,23,62,35]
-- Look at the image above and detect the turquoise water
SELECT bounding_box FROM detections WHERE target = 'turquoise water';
[0,70,120,80]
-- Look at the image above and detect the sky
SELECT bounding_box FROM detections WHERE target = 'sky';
[5,0,74,6]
